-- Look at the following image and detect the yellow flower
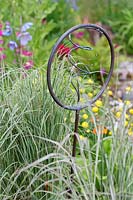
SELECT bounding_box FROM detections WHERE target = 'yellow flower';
[108,90,113,96]
[88,79,93,84]
[115,111,121,118]
[80,88,85,93]
[126,86,131,92]
[125,114,129,120]
[128,130,133,136]
[81,122,89,128]
[125,100,131,105]
[92,106,99,113]
[86,129,90,133]
[131,123,133,127]
[125,121,128,127]
[119,107,123,112]
[88,92,93,98]
[108,131,112,135]
[79,135,86,140]
[95,100,103,107]
[129,109,133,115]
[80,98,85,103]
[82,114,88,120]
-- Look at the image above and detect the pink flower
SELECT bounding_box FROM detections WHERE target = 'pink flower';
[0,40,4,44]
[22,50,32,56]
[0,54,6,61]
[16,32,21,37]
[74,31,84,39]
[0,47,4,51]
[0,30,3,36]
[23,60,33,70]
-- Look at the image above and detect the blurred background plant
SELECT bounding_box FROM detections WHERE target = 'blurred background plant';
[0,0,76,69]
[108,8,133,55]
[77,0,133,56]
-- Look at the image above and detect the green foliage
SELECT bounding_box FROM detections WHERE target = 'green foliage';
[1,67,133,199]
[72,36,110,72]
[0,68,72,199]
[78,0,133,54]
[0,0,76,67]
[78,0,133,23]
[78,0,107,22]
[108,9,133,54]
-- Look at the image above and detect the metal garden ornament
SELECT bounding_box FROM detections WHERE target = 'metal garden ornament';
[47,24,114,185]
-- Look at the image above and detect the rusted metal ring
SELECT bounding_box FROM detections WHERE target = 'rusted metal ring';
[47,24,114,111]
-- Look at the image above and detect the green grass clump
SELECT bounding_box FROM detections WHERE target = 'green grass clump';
[1,68,133,199]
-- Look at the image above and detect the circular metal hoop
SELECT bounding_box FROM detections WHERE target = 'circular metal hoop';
[47,24,114,111]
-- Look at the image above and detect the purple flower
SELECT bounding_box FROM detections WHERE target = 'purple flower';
[8,41,18,50]
[0,40,4,44]
[3,22,12,36]
[21,22,33,32]
[17,32,32,46]
[100,68,106,75]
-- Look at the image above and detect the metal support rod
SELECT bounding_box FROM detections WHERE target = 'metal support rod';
[70,110,79,175]
[67,110,79,198]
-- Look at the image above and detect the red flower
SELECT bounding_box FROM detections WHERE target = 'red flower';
[57,44,71,57]
[114,44,119,48]
[41,18,47,25]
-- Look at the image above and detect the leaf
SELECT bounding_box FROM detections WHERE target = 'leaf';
[103,138,112,155]
[40,21,56,40]
[128,36,133,47]
[42,3,57,18]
